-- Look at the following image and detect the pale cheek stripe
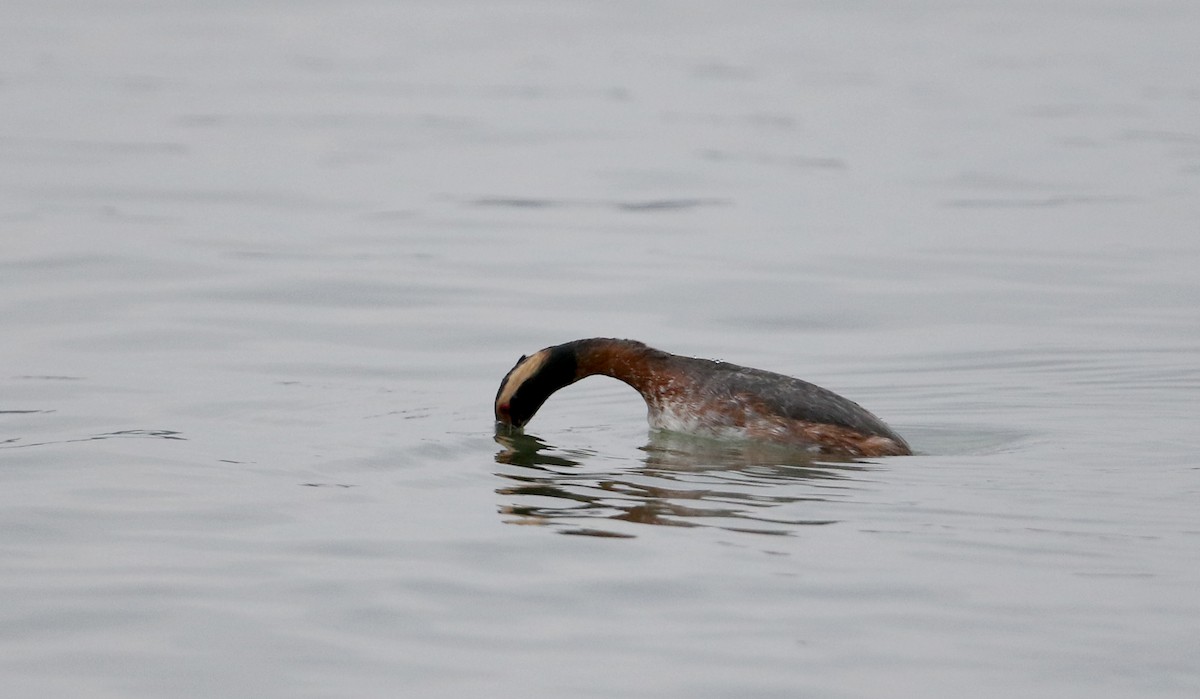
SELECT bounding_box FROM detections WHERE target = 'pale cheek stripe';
[496,351,551,407]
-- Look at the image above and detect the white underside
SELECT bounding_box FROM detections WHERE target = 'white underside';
[648,402,782,442]
[646,401,831,454]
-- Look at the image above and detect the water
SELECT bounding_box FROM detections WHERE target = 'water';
[2,1,1199,697]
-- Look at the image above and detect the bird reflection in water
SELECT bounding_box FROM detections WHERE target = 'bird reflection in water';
[493,430,873,538]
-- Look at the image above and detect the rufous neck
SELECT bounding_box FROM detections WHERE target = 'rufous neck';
[567,338,669,397]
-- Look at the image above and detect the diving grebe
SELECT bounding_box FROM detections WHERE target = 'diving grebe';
[494,338,911,457]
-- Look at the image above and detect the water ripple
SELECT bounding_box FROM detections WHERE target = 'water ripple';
[0,429,186,450]
[493,432,869,537]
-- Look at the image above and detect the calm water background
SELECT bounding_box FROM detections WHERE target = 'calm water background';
[2,1,1199,697]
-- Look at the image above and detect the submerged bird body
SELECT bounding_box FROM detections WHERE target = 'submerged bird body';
[495,338,911,457]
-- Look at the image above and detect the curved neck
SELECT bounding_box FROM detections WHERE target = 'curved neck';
[567,338,672,398]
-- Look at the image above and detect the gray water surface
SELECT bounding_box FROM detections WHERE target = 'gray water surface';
[3,1,1199,697]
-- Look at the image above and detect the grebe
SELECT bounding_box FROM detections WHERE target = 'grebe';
[494,338,911,457]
